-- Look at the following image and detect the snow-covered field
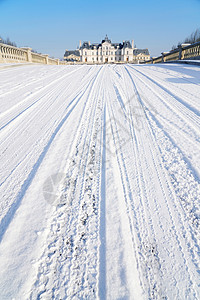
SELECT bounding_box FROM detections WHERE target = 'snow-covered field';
[0,63,200,299]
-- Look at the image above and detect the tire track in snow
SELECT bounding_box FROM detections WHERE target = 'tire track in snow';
[107,65,198,298]
[0,80,91,243]
[0,66,103,299]
[98,103,106,299]
[1,64,200,299]
[58,68,104,299]
[0,66,95,154]
[126,65,200,184]
[0,66,72,98]
[104,66,167,297]
[124,66,200,298]
[0,71,91,222]
[29,66,105,299]
[0,66,85,131]
[135,64,200,87]
[108,88,162,298]
[127,66,200,132]
[0,66,98,202]
[144,108,200,273]
[106,73,147,297]
[142,103,200,298]
[128,64,200,109]
[126,66,200,179]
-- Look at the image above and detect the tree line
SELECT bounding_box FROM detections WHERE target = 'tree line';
[0,36,40,54]
[172,28,200,50]
[0,36,17,47]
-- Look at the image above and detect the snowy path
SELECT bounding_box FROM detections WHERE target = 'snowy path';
[0,63,200,299]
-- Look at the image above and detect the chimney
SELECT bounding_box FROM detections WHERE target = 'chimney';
[132,40,134,48]
[79,40,81,48]
[89,41,91,46]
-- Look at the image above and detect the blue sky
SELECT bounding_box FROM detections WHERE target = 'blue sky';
[0,0,200,59]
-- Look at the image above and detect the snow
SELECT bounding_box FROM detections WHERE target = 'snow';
[0,63,200,299]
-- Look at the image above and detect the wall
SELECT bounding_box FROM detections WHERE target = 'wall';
[142,41,200,64]
[0,43,65,65]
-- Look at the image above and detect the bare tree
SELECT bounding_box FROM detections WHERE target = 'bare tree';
[0,35,17,47]
[185,29,200,44]
[171,28,200,50]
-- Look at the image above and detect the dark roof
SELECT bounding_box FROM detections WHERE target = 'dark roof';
[80,37,133,50]
[123,41,132,49]
[101,34,111,44]
[112,43,123,49]
[80,42,90,49]
[133,49,149,55]
[64,50,80,57]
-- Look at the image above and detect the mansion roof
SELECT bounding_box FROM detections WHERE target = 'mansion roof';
[133,48,149,55]
[64,50,80,57]
[80,35,132,50]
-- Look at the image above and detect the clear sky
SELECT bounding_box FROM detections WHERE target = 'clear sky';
[0,0,200,59]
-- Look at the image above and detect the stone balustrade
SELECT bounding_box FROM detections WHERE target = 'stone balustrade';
[0,43,65,65]
[182,43,200,59]
[166,51,179,62]
[152,56,162,64]
[142,41,200,64]
[0,43,27,63]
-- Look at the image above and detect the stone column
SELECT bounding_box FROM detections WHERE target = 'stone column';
[161,52,168,62]
[180,44,191,60]
[21,47,32,62]
[43,54,49,64]
[0,43,3,63]
[152,57,156,64]
[178,46,182,60]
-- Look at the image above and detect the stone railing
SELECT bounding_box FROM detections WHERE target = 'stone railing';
[182,43,200,59]
[142,41,200,64]
[0,43,66,65]
[0,44,28,63]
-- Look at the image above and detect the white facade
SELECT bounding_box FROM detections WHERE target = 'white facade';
[79,36,150,64]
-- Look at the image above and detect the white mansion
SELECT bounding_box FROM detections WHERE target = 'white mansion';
[64,35,150,64]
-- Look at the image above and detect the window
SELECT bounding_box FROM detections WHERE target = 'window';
[85,52,87,55]
[127,51,128,54]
